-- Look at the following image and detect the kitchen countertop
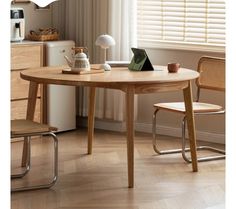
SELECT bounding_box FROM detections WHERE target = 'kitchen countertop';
[11,40,44,45]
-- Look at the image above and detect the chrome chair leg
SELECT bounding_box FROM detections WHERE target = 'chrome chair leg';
[181,116,225,163]
[11,132,58,192]
[152,109,225,162]
[152,108,183,155]
[11,136,31,178]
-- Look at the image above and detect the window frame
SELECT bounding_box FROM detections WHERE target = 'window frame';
[137,0,225,53]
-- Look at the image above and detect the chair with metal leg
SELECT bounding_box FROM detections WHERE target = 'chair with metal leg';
[152,56,225,162]
[11,119,58,192]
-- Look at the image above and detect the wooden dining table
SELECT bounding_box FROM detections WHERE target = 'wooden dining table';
[20,65,199,188]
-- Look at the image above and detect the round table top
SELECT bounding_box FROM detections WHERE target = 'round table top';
[20,65,199,87]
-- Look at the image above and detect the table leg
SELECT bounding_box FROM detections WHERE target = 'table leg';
[21,81,39,167]
[183,81,198,172]
[126,86,135,188]
[87,87,96,154]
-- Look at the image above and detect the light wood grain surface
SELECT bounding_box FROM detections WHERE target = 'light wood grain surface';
[11,129,225,209]
[20,65,199,188]
[11,43,43,70]
[11,43,44,123]
[21,65,199,87]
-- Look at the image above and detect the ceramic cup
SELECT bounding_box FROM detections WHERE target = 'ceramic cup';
[167,63,180,73]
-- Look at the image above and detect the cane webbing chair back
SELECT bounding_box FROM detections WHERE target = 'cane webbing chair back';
[152,56,225,163]
[196,56,225,92]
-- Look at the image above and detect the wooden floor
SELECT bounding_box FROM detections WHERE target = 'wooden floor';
[11,129,225,209]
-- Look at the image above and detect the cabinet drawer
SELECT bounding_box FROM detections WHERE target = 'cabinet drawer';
[11,99,41,122]
[11,70,41,100]
[11,44,43,70]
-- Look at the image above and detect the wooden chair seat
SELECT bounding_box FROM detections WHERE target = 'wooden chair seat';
[154,102,223,114]
[11,119,57,136]
[11,119,58,192]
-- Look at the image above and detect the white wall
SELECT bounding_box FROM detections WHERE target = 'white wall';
[11,2,52,36]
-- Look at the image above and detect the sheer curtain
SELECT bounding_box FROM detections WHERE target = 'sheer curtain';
[52,0,108,63]
[103,0,138,121]
[52,0,137,123]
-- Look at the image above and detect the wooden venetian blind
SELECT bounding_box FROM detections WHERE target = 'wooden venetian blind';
[137,0,225,52]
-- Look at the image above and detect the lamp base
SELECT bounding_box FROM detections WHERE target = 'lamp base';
[99,63,112,71]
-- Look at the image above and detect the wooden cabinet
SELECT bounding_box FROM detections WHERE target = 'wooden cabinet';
[11,43,44,122]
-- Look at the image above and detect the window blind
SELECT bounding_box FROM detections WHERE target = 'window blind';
[137,0,225,52]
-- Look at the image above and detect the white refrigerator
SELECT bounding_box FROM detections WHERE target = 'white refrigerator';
[45,40,76,132]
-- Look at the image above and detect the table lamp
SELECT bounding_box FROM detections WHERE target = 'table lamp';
[95,34,116,71]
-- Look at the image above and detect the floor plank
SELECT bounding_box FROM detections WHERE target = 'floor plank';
[11,129,225,209]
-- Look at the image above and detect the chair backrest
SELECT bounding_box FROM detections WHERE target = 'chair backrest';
[196,56,225,92]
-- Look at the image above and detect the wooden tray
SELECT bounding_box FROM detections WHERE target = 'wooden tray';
[62,68,104,75]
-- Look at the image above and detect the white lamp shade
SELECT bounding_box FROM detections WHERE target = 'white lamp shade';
[30,0,57,7]
[95,34,116,49]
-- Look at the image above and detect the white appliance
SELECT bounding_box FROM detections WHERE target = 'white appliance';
[10,8,25,42]
[45,40,76,132]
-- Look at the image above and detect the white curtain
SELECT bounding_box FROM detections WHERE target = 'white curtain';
[108,0,137,60]
[102,0,138,121]
[52,0,108,63]
[52,0,137,122]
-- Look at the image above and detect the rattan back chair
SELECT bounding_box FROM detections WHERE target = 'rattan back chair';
[152,56,225,162]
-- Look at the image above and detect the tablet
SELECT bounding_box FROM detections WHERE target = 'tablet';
[128,48,154,71]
